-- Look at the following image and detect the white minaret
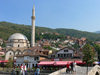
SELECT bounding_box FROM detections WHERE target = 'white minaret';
[31,6,35,47]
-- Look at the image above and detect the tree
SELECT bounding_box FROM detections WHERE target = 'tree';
[93,44,100,61]
[6,59,14,68]
[43,46,52,50]
[72,43,80,49]
[82,44,95,74]
[1,42,6,47]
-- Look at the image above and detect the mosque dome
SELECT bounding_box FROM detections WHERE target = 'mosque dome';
[8,33,28,41]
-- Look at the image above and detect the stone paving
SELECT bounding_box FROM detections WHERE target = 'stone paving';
[59,66,92,75]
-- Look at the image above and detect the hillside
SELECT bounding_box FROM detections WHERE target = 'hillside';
[95,31,100,34]
[55,29,100,41]
[0,21,100,41]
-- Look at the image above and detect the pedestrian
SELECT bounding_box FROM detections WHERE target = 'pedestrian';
[66,62,70,73]
[22,70,25,75]
[70,62,74,73]
[73,61,76,72]
[20,64,25,75]
[34,71,37,75]
[11,69,14,75]
[36,67,40,75]
[16,67,18,75]
[24,65,27,75]
[11,68,16,75]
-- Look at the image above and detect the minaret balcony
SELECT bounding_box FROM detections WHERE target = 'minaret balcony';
[31,16,35,19]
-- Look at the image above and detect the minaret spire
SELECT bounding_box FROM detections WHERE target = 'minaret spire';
[31,5,35,47]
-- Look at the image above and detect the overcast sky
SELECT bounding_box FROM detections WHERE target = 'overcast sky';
[0,0,100,32]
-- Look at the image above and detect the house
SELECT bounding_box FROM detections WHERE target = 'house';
[14,49,47,69]
[14,53,39,69]
[49,47,74,59]
[42,41,50,47]
[29,46,50,55]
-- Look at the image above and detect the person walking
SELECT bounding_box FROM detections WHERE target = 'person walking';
[70,62,74,73]
[24,65,27,75]
[66,62,70,73]
[20,64,25,75]
[36,67,40,75]
[16,66,20,75]
[73,61,76,73]
[11,68,16,75]
[34,70,37,75]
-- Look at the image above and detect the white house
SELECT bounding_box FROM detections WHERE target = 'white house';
[14,49,48,69]
[14,51,40,69]
[50,47,74,59]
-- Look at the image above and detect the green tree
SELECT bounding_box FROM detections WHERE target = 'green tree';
[93,44,100,61]
[43,46,52,50]
[1,42,6,47]
[72,43,80,49]
[82,44,95,74]
[6,59,14,68]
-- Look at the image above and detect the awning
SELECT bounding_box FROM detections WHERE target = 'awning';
[75,60,85,64]
[0,60,8,63]
[38,61,55,66]
[54,61,72,66]
[38,60,85,66]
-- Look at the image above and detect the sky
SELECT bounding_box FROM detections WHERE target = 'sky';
[0,0,100,32]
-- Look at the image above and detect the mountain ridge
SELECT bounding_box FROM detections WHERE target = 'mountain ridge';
[95,31,100,34]
[0,21,100,41]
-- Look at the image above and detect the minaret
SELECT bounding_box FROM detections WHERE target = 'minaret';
[31,6,35,47]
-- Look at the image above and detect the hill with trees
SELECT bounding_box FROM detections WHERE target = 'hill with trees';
[0,21,100,41]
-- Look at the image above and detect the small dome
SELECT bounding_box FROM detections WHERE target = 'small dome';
[8,33,28,41]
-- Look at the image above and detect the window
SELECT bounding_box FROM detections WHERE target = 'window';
[19,52,21,55]
[32,64,34,67]
[64,54,66,57]
[64,50,68,52]
[10,53,12,55]
[61,54,63,57]
[18,45,20,47]
[34,57,36,60]
[67,54,68,57]
[67,54,70,57]
[69,54,72,57]
[35,57,39,60]
[58,54,60,57]
[15,52,18,55]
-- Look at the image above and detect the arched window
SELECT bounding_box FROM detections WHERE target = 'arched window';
[19,52,21,55]
[95,72,99,75]
[18,45,20,47]
[10,52,12,55]
[15,51,18,55]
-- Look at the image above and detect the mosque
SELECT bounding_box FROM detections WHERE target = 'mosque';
[5,6,36,60]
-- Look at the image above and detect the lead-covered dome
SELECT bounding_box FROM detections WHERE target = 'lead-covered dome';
[7,33,30,48]
[8,33,28,41]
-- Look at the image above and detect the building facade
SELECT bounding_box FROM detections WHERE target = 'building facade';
[50,47,74,59]
[15,55,39,69]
